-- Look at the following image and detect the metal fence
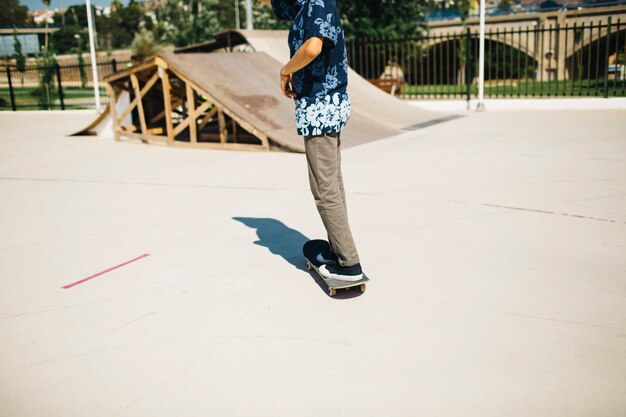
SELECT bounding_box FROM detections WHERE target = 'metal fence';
[2,18,625,110]
[426,1,626,21]
[347,17,626,99]
[0,60,128,111]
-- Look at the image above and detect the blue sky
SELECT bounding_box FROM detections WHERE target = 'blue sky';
[21,0,130,12]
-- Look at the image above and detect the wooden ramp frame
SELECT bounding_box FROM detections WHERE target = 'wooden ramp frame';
[105,56,271,152]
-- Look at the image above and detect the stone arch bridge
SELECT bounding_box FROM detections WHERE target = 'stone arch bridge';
[425,5,626,82]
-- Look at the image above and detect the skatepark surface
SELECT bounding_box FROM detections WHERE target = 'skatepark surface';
[1,108,625,416]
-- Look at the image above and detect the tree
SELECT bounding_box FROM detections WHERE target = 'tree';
[99,0,146,49]
[251,0,289,30]
[130,29,161,60]
[35,50,56,109]
[13,29,26,86]
[48,5,95,54]
[0,0,29,26]
[456,0,472,85]
[155,0,221,47]
[65,4,90,27]
[337,0,428,37]
[210,0,240,30]
[332,0,429,83]
[76,33,87,88]
[51,25,83,54]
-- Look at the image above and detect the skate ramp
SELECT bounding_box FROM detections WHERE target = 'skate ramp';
[186,30,463,133]
[162,51,404,150]
[77,29,462,152]
[162,51,305,150]
[233,30,463,131]
[71,91,131,138]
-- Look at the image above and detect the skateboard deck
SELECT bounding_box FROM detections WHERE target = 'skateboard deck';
[303,239,369,296]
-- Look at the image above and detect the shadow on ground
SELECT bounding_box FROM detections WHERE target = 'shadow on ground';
[232,217,309,271]
[232,217,362,299]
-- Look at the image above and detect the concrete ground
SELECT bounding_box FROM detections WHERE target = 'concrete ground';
[0,109,625,417]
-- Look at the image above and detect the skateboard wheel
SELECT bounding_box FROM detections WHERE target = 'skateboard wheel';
[360,284,366,293]
[306,262,312,270]
[329,288,336,296]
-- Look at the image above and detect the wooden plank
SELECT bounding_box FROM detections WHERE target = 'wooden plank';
[149,97,183,124]
[235,116,269,150]
[140,71,161,95]
[105,84,120,142]
[72,101,110,136]
[173,116,191,137]
[154,56,169,70]
[186,83,197,143]
[172,99,215,135]
[117,71,159,127]
[118,130,168,143]
[194,99,213,120]
[218,109,227,143]
[159,67,174,143]
[116,84,138,126]
[130,73,147,134]
[104,57,156,82]
[198,105,218,131]
[169,141,267,152]
[170,85,187,101]
[116,84,133,94]
[231,119,238,142]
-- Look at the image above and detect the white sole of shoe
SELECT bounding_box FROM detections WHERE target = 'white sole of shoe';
[319,265,363,282]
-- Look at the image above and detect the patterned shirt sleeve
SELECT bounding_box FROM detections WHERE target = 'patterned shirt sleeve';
[303,0,340,48]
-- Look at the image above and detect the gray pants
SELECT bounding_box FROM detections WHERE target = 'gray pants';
[304,131,360,267]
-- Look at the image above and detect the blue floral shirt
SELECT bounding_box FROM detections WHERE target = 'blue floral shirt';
[271,0,351,136]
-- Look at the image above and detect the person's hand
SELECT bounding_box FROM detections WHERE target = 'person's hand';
[280,68,296,99]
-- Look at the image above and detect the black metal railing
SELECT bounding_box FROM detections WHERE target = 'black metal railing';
[3,19,625,110]
[426,1,626,22]
[0,59,128,111]
[347,18,626,99]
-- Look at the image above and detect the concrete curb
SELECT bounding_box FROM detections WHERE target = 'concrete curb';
[407,98,626,111]
[0,109,102,114]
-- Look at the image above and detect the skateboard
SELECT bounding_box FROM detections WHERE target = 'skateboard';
[303,239,369,296]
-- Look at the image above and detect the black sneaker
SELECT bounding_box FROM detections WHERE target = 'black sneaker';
[319,262,363,282]
[316,248,338,264]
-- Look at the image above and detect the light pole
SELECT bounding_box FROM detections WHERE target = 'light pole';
[245,0,253,30]
[477,0,486,111]
[235,0,240,29]
[85,0,100,112]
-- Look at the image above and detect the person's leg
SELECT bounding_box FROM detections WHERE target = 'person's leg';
[304,131,360,267]
[328,131,347,256]
[336,131,348,214]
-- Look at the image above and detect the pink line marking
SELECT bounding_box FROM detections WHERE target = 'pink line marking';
[62,253,150,289]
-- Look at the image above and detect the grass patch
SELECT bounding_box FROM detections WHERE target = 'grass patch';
[0,86,108,110]
[401,79,626,98]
